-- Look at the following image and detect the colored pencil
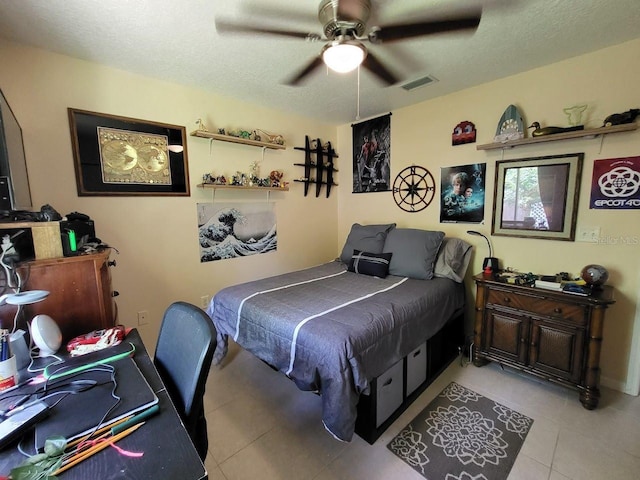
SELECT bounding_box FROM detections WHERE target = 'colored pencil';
[53,422,144,475]
[66,414,134,449]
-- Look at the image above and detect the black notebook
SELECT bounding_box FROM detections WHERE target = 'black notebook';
[34,355,158,451]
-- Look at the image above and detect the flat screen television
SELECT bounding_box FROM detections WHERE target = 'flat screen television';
[0,89,32,212]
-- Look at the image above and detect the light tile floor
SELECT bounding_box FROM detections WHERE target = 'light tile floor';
[203,341,640,480]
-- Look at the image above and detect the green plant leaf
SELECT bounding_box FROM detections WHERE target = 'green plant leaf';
[43,436,67,456]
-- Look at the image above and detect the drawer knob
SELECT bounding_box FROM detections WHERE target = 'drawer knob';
[383,378,393,387]
[108,260,117,267]
[112,291,120,297]
[503,297,511,303]
[554,307,563,314]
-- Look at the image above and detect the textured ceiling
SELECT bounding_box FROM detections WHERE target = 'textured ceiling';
[1,0,639,125]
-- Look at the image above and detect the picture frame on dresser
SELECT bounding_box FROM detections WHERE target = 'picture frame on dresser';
[68,108,189,196]
[492,152,583,241]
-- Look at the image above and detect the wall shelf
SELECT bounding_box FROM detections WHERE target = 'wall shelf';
[197,183,289,192]
[476,123,637,150]
[190,130,286,150]
[294,136,338,198]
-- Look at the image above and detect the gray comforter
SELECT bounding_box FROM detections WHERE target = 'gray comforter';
[206,261,465,441]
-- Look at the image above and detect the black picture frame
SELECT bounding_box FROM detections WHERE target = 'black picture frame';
[68,109,189,196]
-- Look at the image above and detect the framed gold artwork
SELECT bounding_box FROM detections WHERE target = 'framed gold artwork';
[68,109,189,196]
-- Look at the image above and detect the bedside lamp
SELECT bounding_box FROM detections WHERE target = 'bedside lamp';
[0,290,62,358]
[467,230,499,273]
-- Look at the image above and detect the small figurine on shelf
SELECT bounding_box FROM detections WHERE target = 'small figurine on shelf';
[216,175,227,185]
[528,121,584,137]
[270,170,284,187]
[602,108,639,127]
[257,129,285,146]
[251,130,261,141]
[217,128,226,135]
[203,173,214,184]
[239,130,251,139]
[563,104,588,126]
[250,160,260,179]
[196,118,208,132]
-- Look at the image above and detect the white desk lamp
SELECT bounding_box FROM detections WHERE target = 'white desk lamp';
[0,290,62,357]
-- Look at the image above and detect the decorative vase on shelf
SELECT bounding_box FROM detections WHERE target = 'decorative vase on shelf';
[580,264,609,287]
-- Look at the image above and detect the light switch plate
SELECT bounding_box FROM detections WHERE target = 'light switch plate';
[577,227,600,243]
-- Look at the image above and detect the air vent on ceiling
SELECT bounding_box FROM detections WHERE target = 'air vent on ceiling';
[401,75,438,91]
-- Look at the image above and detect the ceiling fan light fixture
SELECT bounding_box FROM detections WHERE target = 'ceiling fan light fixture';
[322,41,366,73]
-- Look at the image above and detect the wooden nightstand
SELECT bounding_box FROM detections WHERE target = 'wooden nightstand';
[473,273,615,409]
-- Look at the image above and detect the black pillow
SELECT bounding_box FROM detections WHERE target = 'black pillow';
[348,250,393,278]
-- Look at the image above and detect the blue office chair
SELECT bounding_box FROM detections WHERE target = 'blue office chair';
[154,301,217,460]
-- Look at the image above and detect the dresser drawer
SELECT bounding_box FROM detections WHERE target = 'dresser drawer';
[487,288,586,326]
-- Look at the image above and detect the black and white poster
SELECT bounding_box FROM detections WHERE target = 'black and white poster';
[197,202,277,262]
[352,114,391,193]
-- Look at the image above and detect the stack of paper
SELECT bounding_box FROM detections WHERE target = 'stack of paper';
[534,279,563,291]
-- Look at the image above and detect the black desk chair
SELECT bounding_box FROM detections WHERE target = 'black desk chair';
[153,301,217,460]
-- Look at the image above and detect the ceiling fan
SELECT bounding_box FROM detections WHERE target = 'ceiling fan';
[215,0,482,86]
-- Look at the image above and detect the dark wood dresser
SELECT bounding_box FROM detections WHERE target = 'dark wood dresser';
[473,273,615,409]
[15,250,118,342]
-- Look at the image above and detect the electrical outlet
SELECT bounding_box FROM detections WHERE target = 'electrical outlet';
[577,227,600,243]
[137,310,149,326]
[200,295,210,309]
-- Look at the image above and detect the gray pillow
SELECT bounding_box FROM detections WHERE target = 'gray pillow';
[434,238,473,283]
[383,228,445,279]
[340,223,396,264]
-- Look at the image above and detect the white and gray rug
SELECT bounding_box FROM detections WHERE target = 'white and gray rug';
[388,382,533,480]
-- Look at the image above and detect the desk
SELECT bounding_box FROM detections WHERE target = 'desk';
[0,329,207,479]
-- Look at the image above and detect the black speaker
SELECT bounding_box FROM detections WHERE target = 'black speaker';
[59,219,96,244]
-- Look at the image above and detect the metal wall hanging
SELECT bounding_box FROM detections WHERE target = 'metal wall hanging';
[392,165,435,212]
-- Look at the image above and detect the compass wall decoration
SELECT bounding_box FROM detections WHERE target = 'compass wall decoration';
[392,165,436,212]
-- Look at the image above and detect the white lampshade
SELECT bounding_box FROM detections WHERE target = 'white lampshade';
[0,290,49,306]
[322,41,366,73]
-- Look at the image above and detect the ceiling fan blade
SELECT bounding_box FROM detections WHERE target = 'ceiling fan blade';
[216,19,318,40]
[361,51,399,86]
[285,56,325,86]
[370,9,482,43]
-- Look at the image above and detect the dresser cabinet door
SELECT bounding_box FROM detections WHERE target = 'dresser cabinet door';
[529,319,585,383]
[483,309,529,364]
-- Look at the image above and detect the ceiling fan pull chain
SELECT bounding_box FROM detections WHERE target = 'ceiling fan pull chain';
[356,65,361,120]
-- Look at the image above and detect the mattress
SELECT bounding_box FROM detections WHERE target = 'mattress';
[206,261,465,441]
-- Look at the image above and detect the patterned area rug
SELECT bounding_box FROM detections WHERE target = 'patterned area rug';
[388,382,533,480]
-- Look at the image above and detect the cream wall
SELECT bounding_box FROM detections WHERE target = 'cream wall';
[1,36,638,393]
[335,39,640,392]
[0,39,338,349]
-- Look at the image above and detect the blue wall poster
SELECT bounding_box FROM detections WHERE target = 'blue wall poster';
[440,163,486,223]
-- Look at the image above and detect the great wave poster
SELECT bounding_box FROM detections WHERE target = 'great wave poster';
[197,202,277,262]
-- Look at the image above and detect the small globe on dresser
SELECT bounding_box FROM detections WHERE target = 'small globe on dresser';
[581,264,609,286]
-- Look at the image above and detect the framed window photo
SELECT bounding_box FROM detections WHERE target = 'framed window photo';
[68,109,189,196]
[492,153,583,241]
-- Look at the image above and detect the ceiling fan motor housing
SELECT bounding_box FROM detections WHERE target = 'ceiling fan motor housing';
[319,0,371,39]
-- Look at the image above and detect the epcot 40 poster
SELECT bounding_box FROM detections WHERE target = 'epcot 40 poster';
[590,156,640,209]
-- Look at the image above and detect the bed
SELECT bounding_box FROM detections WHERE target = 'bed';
[206,224,472,443]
